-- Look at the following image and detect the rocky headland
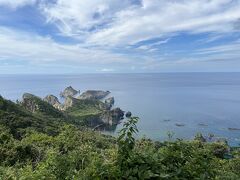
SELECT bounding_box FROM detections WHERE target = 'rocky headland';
[21,86,125,129]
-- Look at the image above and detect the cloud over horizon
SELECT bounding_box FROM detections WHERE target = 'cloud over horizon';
[0,0,240,73]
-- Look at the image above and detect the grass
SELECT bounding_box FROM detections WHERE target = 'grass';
[66,99,104,118]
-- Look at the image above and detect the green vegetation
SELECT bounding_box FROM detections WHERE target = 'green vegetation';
[0,95,69,138]
[66,99,111,127]
[67,99,103,118]
[0,96,240,179]
[21,93,65,119]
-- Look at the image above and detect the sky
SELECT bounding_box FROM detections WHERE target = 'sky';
[0,0,240,74]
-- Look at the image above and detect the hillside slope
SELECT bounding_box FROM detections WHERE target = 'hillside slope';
[0,95,68,138]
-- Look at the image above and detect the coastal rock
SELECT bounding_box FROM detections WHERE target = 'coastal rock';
[175,123,185,127]
[63,96,80,110]
[198,123,208,127]
[21,93,41,113]
[194,133,206,142]
[60,86,79,98]
[104,97,114,109]
[78,90,110,100]
[21,93,65,118]
[100,108,124,126]
[228,127,240,131]
[125,111,132,118]
[98,102,109,110]
[43,95,62,110]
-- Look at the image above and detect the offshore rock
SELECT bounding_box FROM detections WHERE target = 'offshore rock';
[125,111,132,118]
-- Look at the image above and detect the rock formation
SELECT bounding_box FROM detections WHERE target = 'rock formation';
[78,90,110,100]
[63,96,80,110]
[60,86,79,98]
[125,111,132,118]
[43,95,63,110]
[20,87,124,129]
[175,123,185,127]
[21,93,65,119]
[21,93,41,113]
[100,108,124,126]
[105,97,114,109]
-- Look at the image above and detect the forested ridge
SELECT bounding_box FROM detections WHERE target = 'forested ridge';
[0,95,239,179]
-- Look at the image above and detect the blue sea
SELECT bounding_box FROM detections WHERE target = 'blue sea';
[0,73,240,146]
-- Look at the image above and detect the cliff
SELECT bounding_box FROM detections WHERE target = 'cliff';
[60,86,79,98]
[78,90,110,100]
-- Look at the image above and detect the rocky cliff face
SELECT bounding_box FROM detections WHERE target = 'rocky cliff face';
[43,95,63,110]
[60,86,79,98]
[78,90,110,100]
[21,93,41,113]
[105,97,114,110]
[63,96,80,110]
[21,93,65,118]
[100,108,124,126]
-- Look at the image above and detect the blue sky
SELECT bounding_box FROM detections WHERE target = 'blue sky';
[0,0,240,74]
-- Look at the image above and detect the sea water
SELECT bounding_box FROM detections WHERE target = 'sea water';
[0,73,240,146]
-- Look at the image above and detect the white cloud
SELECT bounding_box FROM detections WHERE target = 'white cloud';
[42,0,136,38]
[195,40,240,55]
[0,0,36,8]
[1,0,240,73]
[40,0,240,46]
[136,38,170,51]
[0,27,132,66]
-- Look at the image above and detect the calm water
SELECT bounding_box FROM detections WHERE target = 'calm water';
[0,73,240,146]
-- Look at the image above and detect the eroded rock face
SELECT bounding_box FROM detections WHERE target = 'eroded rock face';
[105,97,114,110]
[43,95,62,110]
[100,108,124,126]
[60,86,79,98]
[78,90,110,100]
[21,93,41,113]
[63,96,79,110]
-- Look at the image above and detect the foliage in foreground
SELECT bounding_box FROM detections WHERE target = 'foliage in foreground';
[0,116,239,179]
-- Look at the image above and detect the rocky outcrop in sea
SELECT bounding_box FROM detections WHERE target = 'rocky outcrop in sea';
[125,111,132,118]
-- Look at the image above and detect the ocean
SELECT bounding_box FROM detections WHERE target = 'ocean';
[0,73,240,146]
